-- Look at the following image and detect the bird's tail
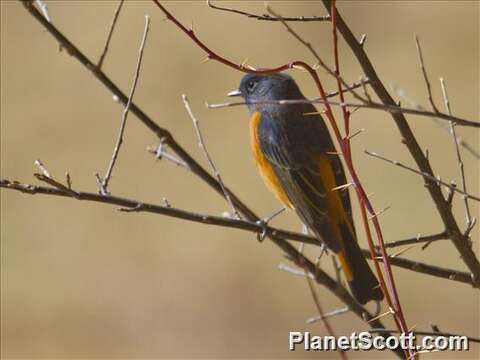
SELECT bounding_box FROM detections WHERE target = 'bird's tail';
[337,223,384,304]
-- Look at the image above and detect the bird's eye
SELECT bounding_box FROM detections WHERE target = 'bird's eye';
[247,80,257,92]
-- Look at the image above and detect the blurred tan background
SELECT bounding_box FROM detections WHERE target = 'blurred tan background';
[1,1,479,359]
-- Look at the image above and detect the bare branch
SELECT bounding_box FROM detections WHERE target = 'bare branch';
[414,34,439,113]
[384,231,448,249]
[306,306,350,324]
[391,85,479,159]
[182,94,241,219]
[97,0,125,69]
[207,0,330,22]
[207,97,480,127]
[364,150,480,202]
[99,15,150,195]
[440,78,475,235]
[305,276,348,360]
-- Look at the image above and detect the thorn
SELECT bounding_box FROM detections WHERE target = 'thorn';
[292,64,305,71]
[200,56,210,64]
[390,245,416,258]
[345,128,365,141]
[368,206,390,220]
[331,183,353,192]
[163,197,171,208]
[303,111,322,116]
[65,172,72,189]
[359,33,367,46]
[325,151,343,156]
[367,308,394,323]
[118,204,144,212]
[240,58,249,69]
[34,159,51,178]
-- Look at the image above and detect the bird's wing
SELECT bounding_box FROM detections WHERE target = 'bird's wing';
[259,115,350,252]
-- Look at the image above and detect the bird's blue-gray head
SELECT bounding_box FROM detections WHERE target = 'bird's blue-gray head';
[228,73,305,113]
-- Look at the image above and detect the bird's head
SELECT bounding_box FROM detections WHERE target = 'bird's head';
[228,73,304,113]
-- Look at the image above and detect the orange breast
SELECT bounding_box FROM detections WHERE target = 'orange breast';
[249,112,293,208]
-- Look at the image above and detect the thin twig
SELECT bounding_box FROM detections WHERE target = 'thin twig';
[182,94,241,219]
[440,78,475,235]
[265,4,364,104]
[305,276,348,360]
[99,15,150,195]
[34,159,52,178]
[414,34,439,113]
[384,231,448,249]
[146,144,189,168]
[206,97,479,127]
[364,150,480,202]
[391,85,479,159]
[97,0,125,69]
[306,306,350,324]
[207,0,330,22]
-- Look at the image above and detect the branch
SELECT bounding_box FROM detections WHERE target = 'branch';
[364,150,480,202]
[390,85,480,159]
[383,231,448,249]
[98,15,150,195]
[182,94,241,219]
[206,97,480,127]
[414,34,439,113]
[440,78,475,235]
[206,1,330,22]
[363,249,474,286]
[97,0,124,69]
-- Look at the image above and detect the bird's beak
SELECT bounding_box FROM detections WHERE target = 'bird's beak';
[227,89,242,97]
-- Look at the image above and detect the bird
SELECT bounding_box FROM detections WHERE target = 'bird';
[228,73,384,304]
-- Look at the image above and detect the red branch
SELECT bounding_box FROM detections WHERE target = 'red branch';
[153,1,412,356]
[330,3,412,357]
